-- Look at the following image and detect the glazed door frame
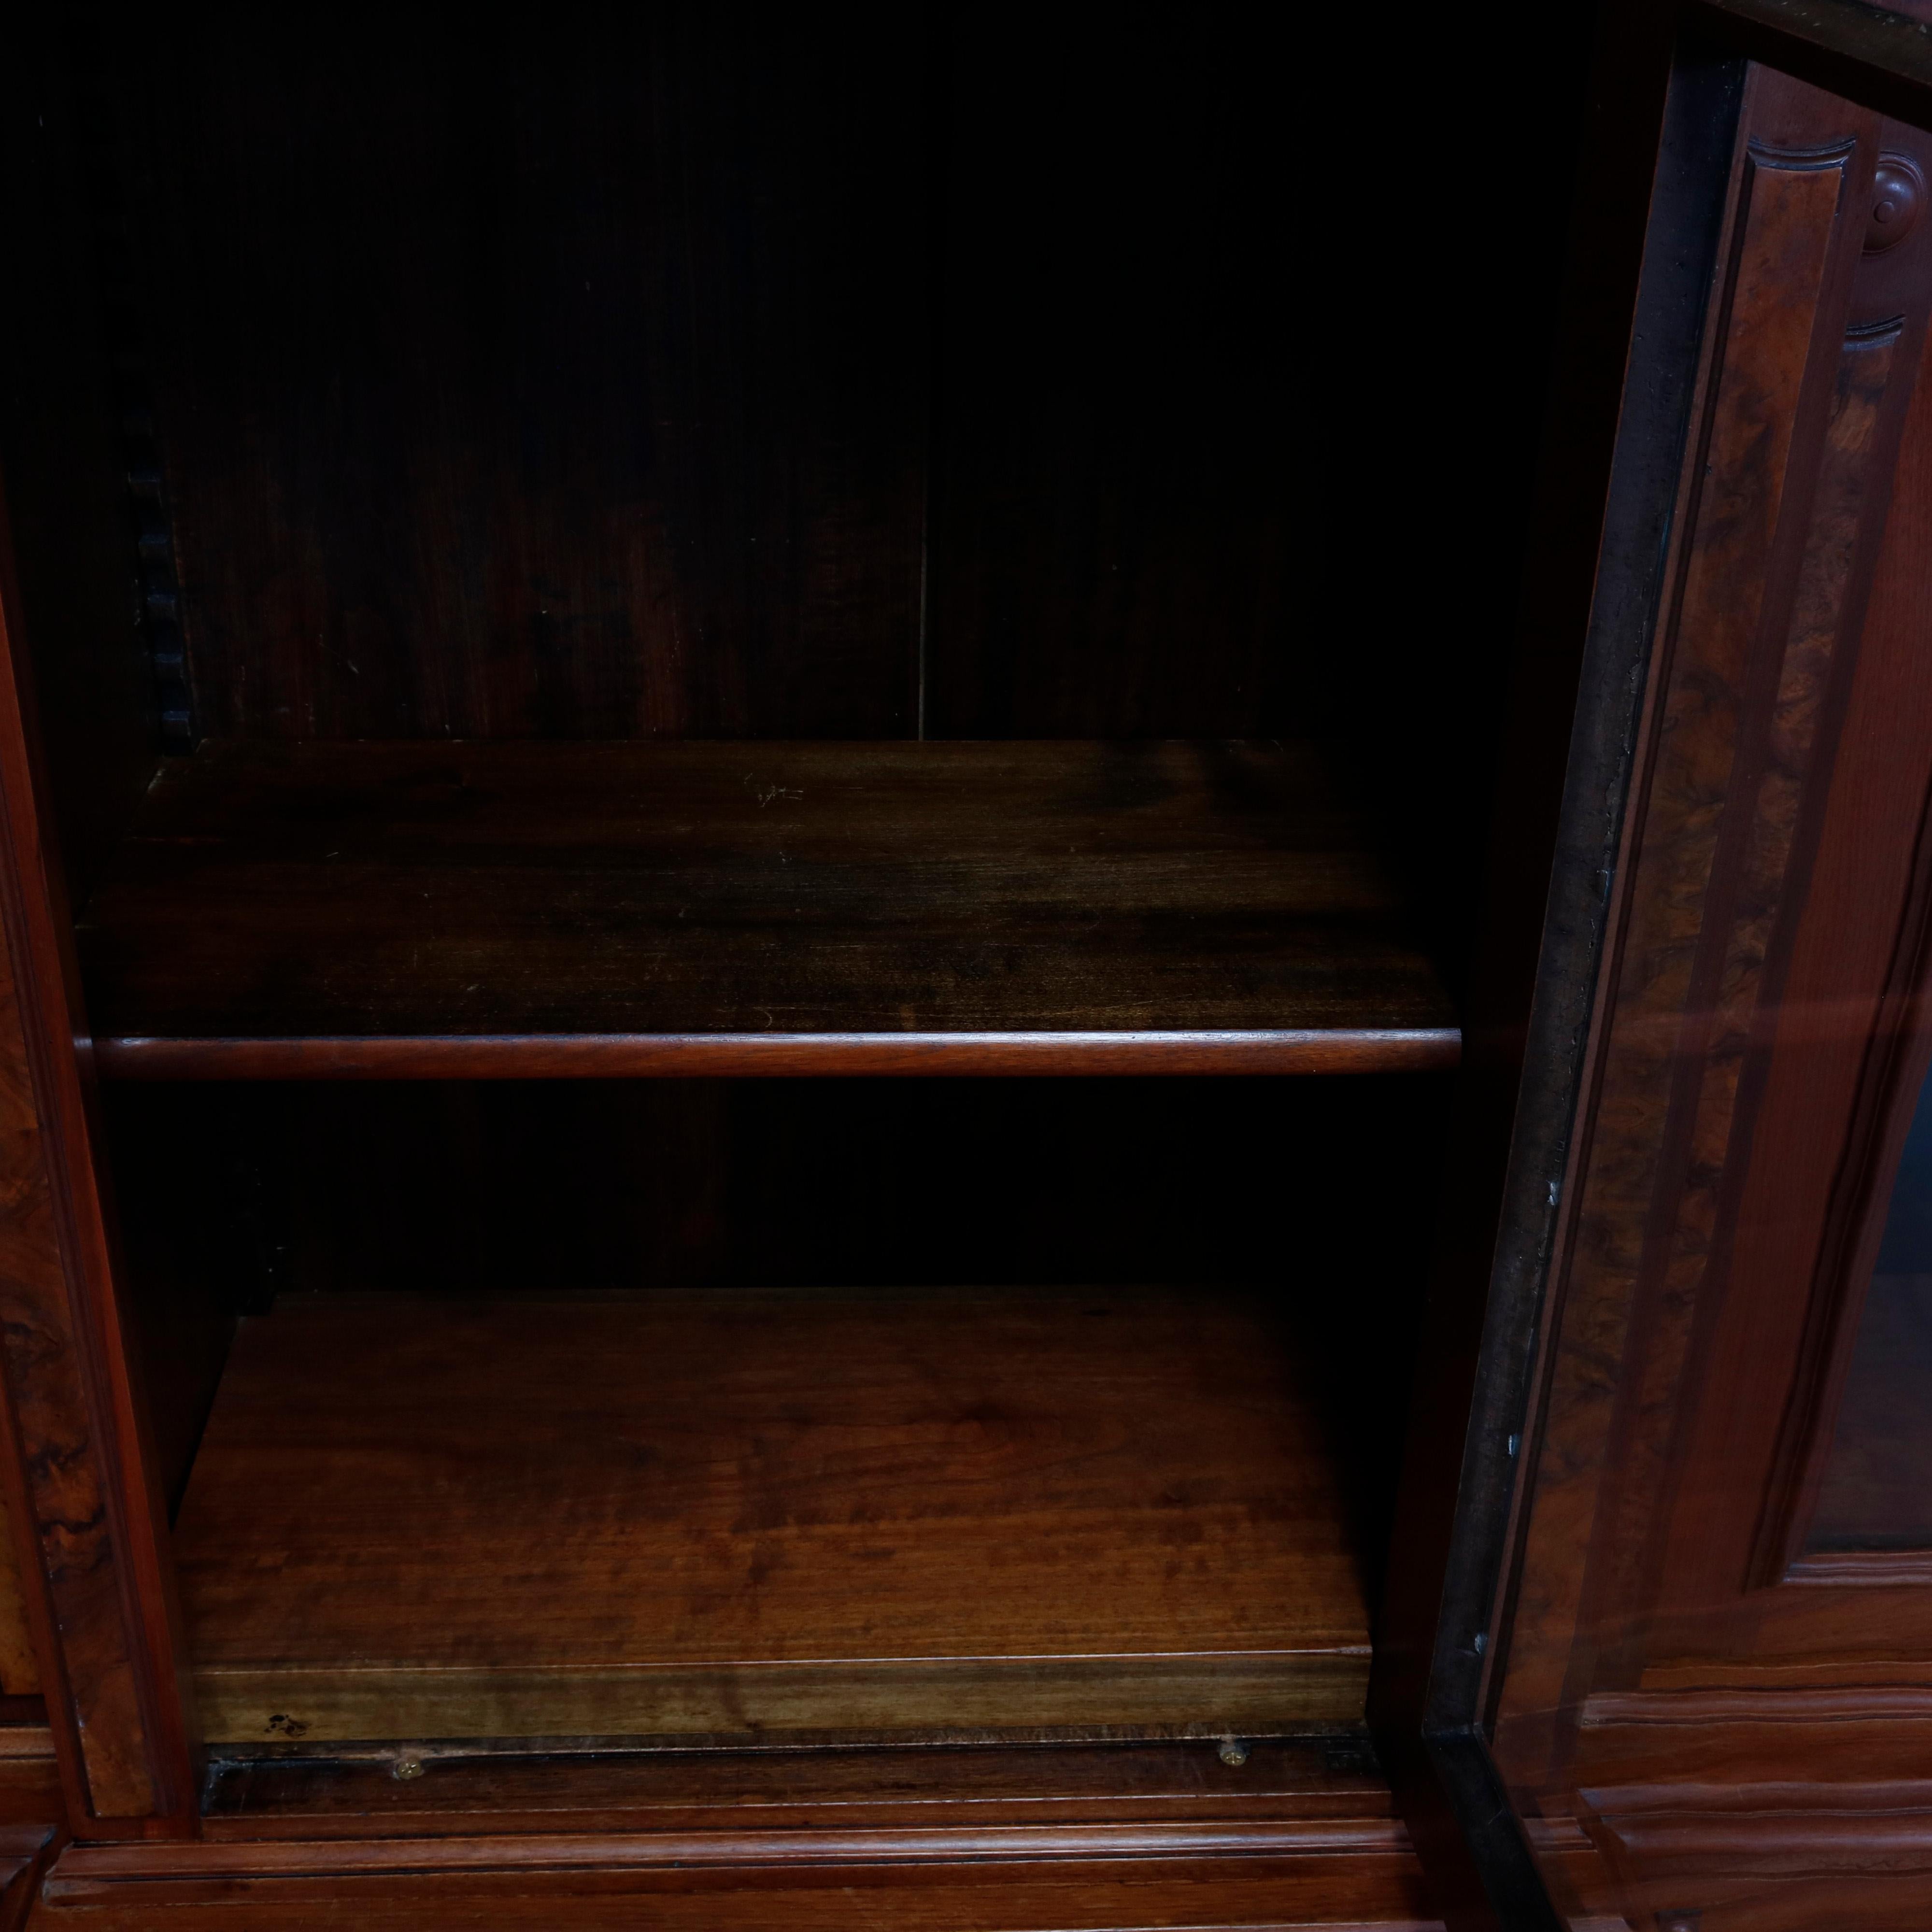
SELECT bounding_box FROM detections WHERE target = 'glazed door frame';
[1377,3,1932,1928]
[1497,53,1932,1729]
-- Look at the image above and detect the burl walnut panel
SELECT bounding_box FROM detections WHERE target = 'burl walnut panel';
[1498,68,1893,1743]
[1492,58,1932,1927]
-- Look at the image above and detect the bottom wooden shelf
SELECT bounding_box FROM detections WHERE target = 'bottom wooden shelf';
[171,1287,1372,1746]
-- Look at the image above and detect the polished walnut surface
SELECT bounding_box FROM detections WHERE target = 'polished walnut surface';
[172,1286,1371,1745]
[75,739,1457,1077]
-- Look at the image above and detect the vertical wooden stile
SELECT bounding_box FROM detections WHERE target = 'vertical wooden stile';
[0,480,193,1833]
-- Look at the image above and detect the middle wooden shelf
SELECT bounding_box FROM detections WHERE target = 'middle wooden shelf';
[74,737,1458,1080]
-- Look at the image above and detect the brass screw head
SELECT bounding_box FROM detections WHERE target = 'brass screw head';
[1217,1737,1250,1767]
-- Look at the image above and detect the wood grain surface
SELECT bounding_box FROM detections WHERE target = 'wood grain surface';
[0,1506,36,1701]
[172,1287,1371,1744]
[170,1733,1435,1921]
[28,1844,1444,1931]
[1487,62,1932,1932]
[923,17,1293,743]
[75,739,1456,1072]
[104,14,930,742]
[0,1716,60,1932]
[195,1735,1393,1840]
[1495,68,1889,1741]
[0,39,163,910]
[0,474,194,1827]
[93,1030,1458,1080]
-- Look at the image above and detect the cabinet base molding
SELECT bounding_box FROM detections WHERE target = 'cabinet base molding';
[28,1821,1444,1930]
[1584,1808,1932,1932]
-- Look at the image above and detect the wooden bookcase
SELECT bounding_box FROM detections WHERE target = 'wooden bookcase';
[18,4,1932,1927]
[0,11,1549,1927]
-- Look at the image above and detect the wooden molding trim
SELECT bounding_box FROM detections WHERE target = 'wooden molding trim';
[1597,1804,1932,1875]
[1782,1546,1932,1584]
[185,1733,1395,1841]
[1585,1776,1932,1815]
[0,1827,56,1932]
[1497,65,1889,1737]
[43,1817,1413,1892]
[90,1028,1463,1081]
[0,485,190,1829]
[1582,1682,1932,1723]
[190,1653,1372,1749]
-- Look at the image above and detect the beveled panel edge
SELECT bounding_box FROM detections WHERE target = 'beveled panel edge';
[91,1028,1463,1081]
[191,1650,1374,1748]
[1781,1546,1932,1584]
[43,1815,1414,1889]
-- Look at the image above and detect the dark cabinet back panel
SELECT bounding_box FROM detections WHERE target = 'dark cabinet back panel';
[57,13,1371,753]
[0,38,161,903]
[100,1073,1451,1553]
[92,11,931,740]
[923,14,1298,739]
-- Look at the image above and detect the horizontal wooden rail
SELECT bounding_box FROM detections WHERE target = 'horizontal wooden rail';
[90,1027,1463,1081]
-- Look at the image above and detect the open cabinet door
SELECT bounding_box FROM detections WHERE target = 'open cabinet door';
[1456,39,1932,1932]
[1370,1,1932,1922]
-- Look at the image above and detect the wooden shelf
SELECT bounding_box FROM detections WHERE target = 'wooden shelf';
[76,739,1457,1078]
[172,1287,1372,1745]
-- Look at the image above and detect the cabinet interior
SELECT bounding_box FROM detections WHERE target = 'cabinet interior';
[0,12,1531,1775]
[103,1073,1448,1750]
